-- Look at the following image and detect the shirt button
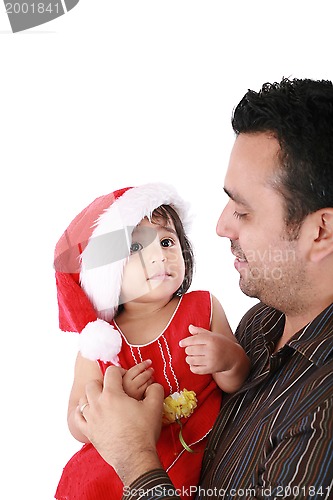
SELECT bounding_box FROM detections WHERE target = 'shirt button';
[207,450,216,460]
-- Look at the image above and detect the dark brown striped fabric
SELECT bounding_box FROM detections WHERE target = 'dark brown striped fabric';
[123,302,333,499]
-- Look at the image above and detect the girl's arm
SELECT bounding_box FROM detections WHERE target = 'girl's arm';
[67,352,104,443]
[180,295,250,393]
[210,295,250,392]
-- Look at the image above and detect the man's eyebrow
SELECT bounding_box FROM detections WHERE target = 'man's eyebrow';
[223,187,251,208]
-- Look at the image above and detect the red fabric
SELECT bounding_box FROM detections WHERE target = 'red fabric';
[55,291,222,500]
[53,187,131,333]
[55,271,97,333]
[54,188,131,274]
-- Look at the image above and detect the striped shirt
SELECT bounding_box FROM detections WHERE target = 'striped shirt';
[124,302,333,500]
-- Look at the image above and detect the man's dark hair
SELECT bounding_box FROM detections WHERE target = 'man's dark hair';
[232,77,333,229]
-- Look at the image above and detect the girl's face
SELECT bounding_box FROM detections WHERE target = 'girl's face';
[119,216,185,306]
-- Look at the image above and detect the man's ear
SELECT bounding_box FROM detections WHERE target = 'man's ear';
[310,209,333,263]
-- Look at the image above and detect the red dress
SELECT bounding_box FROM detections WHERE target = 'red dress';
[55,291,222,499]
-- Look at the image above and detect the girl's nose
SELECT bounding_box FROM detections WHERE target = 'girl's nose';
[152,256,166,264]
[147,240,166,264]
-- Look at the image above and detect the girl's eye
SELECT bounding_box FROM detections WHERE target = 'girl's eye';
[233,211,247,220]
[160,238,174,248]
[130,242,143,253]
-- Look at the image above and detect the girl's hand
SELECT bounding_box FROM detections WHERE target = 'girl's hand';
[179,324,250,393]
[180,325,237,374]
[122,360,155,400]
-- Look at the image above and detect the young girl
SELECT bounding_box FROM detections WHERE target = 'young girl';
[54,183,250,500]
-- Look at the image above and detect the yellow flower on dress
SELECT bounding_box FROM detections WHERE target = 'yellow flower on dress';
[162,389,197,424]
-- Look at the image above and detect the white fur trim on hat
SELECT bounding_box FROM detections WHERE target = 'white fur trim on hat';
[80,183,191,321]
[79,319,122,364]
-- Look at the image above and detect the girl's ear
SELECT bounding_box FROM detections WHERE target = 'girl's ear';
[309,209,333,263]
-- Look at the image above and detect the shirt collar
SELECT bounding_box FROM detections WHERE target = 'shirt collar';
[288,302,333,366]
[261,302,333,367]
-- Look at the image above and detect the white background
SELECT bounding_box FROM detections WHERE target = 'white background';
[0,1,332,498]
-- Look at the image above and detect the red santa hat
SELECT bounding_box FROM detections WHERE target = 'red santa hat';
[54,183,191,363]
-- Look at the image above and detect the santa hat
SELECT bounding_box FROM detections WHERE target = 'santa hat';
[54,183,191,363]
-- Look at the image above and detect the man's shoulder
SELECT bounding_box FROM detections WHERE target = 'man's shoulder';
[235,302,282,343]
[238,301,275,326]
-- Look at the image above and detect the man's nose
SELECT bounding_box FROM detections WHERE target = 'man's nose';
[216,201,238,240]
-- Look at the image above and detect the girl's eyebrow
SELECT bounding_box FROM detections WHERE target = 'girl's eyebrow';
[157,225,177,236]
[132,224,177,238]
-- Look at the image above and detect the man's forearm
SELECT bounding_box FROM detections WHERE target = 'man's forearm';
[122,469,181,500]
[114,449,163,486]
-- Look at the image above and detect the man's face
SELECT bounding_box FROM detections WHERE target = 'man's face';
[217,132,311,314]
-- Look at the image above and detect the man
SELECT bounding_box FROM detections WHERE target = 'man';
[76,78,333,499]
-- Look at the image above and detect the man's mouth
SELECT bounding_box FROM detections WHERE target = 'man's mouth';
[234,255,247,262]
[231,245,248,272]
[231,241,247,263]
[231,249,247,262]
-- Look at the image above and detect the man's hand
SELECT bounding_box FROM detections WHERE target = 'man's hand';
[75,365,164,485]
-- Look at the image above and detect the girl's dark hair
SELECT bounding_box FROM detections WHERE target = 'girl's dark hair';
[151,204,194,296]
[232,77,333,231]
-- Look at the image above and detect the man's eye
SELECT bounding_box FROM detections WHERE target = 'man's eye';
[233,211,248,220]
[161,238,174,248]
[130,242,143,253]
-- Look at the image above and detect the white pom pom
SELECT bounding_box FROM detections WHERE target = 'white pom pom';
[79,319,122,364]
